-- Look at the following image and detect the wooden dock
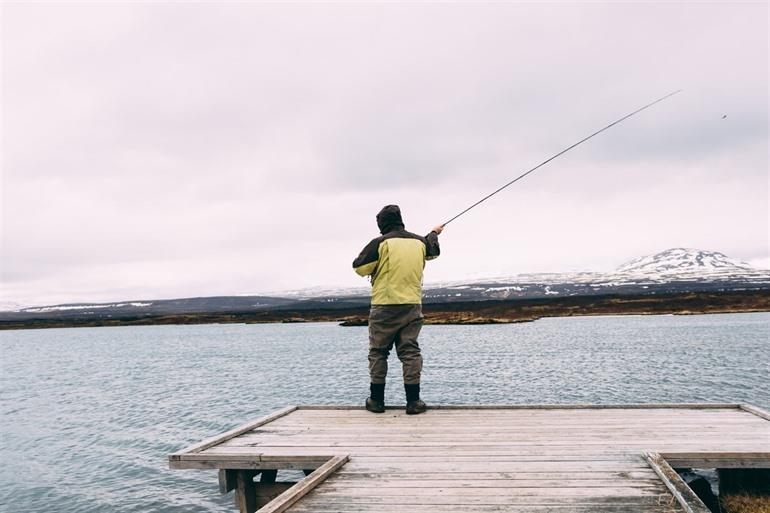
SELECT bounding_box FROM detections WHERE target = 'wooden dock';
[169,404,770,513]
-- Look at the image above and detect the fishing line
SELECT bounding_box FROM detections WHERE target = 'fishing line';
[441,89,683,227]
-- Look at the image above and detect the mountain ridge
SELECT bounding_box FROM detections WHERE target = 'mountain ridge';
[2,248,768,319]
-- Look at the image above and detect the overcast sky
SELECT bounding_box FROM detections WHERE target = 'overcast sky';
[1,1,768,307]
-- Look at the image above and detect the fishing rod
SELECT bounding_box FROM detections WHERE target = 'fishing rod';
[441,89,683,227]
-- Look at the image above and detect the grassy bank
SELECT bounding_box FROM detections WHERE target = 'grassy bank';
[722,493,770,513]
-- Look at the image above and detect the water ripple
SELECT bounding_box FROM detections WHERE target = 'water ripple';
[1,313,768,512]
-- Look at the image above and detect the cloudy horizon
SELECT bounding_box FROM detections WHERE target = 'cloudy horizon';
[2,2,768,307]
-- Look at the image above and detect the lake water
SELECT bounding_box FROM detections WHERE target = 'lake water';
[1,312,768,512]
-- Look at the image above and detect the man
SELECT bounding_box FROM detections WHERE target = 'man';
[352,205,443,415]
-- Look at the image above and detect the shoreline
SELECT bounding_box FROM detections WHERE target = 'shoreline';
[340,308,770,326]
[1,290,768,330]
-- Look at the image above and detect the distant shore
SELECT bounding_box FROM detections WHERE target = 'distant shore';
[1,290,768,330]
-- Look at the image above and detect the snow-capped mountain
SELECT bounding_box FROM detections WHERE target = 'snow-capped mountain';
[615,248,757,278]
[420,248,770,302]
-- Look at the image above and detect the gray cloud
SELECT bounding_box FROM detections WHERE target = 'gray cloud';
[1,1,767,306]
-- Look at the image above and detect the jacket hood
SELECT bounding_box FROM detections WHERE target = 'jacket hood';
[376,205,404,234]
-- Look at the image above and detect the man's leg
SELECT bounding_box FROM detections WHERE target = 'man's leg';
[394,305,426,414]
[367,306,399,413]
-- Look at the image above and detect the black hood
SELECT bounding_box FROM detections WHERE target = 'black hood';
[376,205,405,234]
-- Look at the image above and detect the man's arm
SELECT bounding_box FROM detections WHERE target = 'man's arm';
[424,224,443,261]
[352,237,381,277]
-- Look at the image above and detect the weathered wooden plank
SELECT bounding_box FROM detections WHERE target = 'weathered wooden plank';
[331,470,659,480]
[261,418,753,426]
[739,403,770,421]
[339,461,655,472]
[170,459,329,470]
[266,433,766,441]
[168,405,297,461]
[173,459,658,472]
[276,411,762,418]
[204,447,650,459]
[205,449,641,459]
[232,420,768,430]
[267,424,752,430]
[291,409,741,416]
[224,445,766,455]
[288,411,744,419]
[281,494,681,505]
[220,429,770,438]
[259,429,764,438]
[253,427,765,437]
[285,412,746,420]
[265,424,763,433]
[324,478,666,488]
[225,438,766,450]
[178,452,263,462]
[262,424,763,433]
[266,454,341,463]
[644,452,711,513]
[311,486,668,497]
[245,414,761,422]
[277,418,734,426]
[298,403,741,417]
[296,403,740,411]
[242,414,764,423]
[289,504,684,513]
[172,451,331,470]
[219,444,765,454]
[273,419,753,427]
[258,455,349,513]
[220,443,767,453]
[179,452,336,463]
[212,442,768,454]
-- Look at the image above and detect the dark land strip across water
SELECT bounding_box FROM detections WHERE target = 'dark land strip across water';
[1,289,768,330]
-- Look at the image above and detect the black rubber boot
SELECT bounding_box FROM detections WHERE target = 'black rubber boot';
[366,383,385,413]
[405,384,427,415]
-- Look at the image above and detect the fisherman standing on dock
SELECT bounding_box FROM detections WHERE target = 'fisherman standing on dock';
[352,205,443,415]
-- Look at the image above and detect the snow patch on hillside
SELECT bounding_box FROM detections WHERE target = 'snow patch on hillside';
[23,302,152,313]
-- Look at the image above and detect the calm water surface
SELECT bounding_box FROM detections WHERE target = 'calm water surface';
[1,313,768,512]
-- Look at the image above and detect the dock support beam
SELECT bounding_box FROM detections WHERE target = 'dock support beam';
[219,469,238,494]
[234,470,259,513]
[227,469,297,512]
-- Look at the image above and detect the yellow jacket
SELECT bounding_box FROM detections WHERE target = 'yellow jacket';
[352,206,440,305]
